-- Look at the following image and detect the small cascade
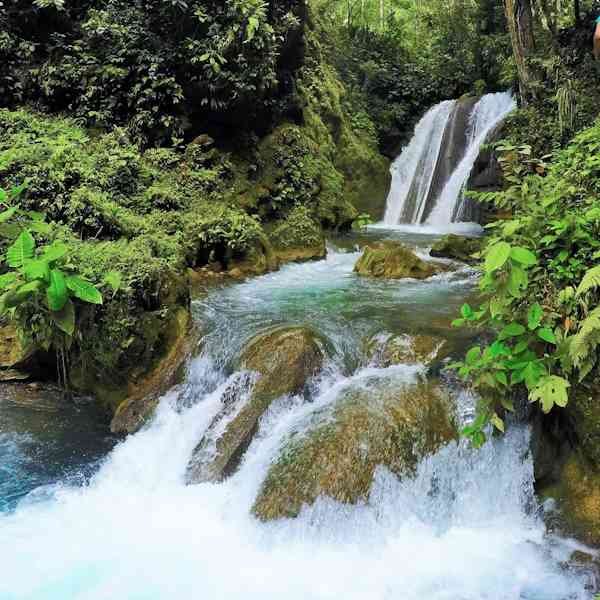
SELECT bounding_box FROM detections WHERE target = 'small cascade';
[383,92,516,226]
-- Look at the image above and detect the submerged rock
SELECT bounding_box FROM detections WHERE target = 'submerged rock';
[354,242,442,280]
[253,382,457,520]
[430,234,482,264]
[186,326,325,483]
[366,333,449,368]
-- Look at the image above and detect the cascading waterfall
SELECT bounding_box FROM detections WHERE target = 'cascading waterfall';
[0,244,595,600]
[383,92,516,227]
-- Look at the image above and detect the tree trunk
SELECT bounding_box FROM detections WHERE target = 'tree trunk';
[504,0,538,104]
[574,0,581,26]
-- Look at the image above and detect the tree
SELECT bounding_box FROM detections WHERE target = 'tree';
[504,0,538,104]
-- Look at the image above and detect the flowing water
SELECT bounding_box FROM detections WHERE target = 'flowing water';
[384,92,516,227]
[0,227,596,600]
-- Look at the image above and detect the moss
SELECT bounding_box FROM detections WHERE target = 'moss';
[354,242,442,280]
[253,382,457,520]
[430,235,483,264]
[541,453,600,547]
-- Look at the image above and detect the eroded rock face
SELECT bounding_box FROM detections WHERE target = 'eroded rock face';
[430,235,482,264]
[366,333,448,368]
[0,324,34,381]
[110,307,194,434]
[186,326,325,483]
[253,382,457,520]
[354,242,442,280]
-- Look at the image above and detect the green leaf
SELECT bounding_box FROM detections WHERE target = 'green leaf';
[527,303,543,330]
[0,206,17,223]
[499,322,526,340]
[28,220,52,235]
[485,242,512,272]
[507,264,528,298]
[47,268,68,311]
[42,242,68,264]
[537,327,557,344]
[510,246,537,266]
[529,375,570,413]
[500,397,515,412]
[4,280,44,307]
[491,412,505,432]
[513,339,529,354]
[52,299,75,336]
[461,304,474,319]
[23,259,50,283]
[66,276,103,305]
[102,271,122,294]
[465,346,481,365]
[495,371,508,386]
[7,230,35,268]
[0,272,17,290]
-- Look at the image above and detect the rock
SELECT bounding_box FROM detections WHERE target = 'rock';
[541,454,600,547]
[354,242,442,280]
[0,323,34,374]
[186,326,326,483]
[366,333,448,367]
[430,234,482,264]
[253,382,457,520]
[110,307,195,434]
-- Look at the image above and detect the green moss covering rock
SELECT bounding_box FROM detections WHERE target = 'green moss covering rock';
[541,453,600,547]
[430,235,482,264]
[354,242,442,280]
[0,323,34,381]
[253,382,457,520]
[186,326,326,483]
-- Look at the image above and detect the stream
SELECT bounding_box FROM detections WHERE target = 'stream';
[0,225,596,599]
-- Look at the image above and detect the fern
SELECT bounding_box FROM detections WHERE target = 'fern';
[569,306,600,370]
[576,265,600,297]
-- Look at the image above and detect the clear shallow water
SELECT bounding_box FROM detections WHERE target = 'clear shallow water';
[0,232,596,599]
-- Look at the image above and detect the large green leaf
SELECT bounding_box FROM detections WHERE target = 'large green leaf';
[47,268,69,311]
[7,230,35,268]
[499,322,526,340]
[66,276,103,305]
[23,259,50,283]
[485,242,511,272]
[529,375,570,413]
[3,280,44,307]
[510,246,538,267]
[42,242,68,264]
[527,303,543,330]
[102,271,122,294]
[52,299,75,336]
[507,264,528,298]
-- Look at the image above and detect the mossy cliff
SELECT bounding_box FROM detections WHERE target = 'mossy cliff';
[0,2,390,426]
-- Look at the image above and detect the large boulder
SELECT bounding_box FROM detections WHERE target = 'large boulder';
[366,333,449,368]
[430,234,482,264]
[354,242,442,280]
[186,326,326,483]
[253,381,457,520]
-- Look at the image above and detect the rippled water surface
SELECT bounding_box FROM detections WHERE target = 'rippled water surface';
[0,228,596,599]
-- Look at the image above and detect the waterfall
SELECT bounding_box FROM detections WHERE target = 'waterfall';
[383,92,516,227]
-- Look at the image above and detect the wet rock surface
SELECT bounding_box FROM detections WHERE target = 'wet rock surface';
[253,381,457,520]
[186,325,326,483]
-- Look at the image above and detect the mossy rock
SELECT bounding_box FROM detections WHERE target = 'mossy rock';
[366,333,449,368]
[109,307,195,434]
[186,326,326,483]
[541,453,600,547]
[566,382,600,469]
[354,242,442,280]
[430,235,482,264]
[0,324,34,381]
[253,382,457,520]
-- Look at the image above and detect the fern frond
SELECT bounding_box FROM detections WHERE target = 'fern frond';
[569,306,600,369]
[576,265,600,297]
